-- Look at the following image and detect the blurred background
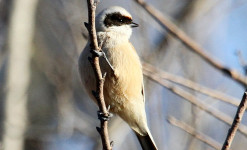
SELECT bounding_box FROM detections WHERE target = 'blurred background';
[0,0,247,150]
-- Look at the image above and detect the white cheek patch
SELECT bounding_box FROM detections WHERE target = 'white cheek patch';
[108,25,132,38]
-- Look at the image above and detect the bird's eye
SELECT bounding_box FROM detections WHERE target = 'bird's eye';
[120,19,123,22]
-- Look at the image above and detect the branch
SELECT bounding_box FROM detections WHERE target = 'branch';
[167,116,223,150]
[221,91,247,150]
[143,69,247,135]
[134,0,247,87]
[143,62,240,107]
[86,1,112,149]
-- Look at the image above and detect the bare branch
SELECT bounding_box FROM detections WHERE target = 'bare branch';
[221,91,247,150]
[143,69,247,135]
[143,62,240,107]
[167,116,223,150]
[134,0,247,87]
[86,0,112,149]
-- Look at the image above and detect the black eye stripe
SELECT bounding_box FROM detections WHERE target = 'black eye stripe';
[104,12,132,27]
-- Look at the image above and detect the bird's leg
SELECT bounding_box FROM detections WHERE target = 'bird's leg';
[90,49,115,73]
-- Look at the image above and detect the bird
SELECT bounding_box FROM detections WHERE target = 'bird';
[78,6,158,150]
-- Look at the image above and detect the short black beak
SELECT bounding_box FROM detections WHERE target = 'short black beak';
[131,22,139,28]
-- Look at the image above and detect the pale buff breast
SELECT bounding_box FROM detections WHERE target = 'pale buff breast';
[101,41,143,110]
[79,42,144,109]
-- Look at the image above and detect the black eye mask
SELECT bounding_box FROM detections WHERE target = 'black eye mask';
[104,12,132,27]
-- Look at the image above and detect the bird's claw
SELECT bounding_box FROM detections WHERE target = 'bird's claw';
[90,49,115,73]
[97,111,113,121]
[110,141,114,147]
[91,49,104,57]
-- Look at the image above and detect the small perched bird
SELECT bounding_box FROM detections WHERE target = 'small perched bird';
[78,6,158,150]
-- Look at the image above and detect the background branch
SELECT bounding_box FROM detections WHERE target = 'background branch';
[143,62,240,107]
[86,0,112,149]
[143,69,247,135]
[221,91,247,150]
[168,116,223,150]
[135,0,247,87]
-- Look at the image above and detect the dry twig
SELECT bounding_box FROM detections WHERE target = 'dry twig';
[221,91,247,150]
[143,62,240,107]
[168,116,222,150]
[86,0,112,149]
[143,69,247,135]
[134,0,247,87]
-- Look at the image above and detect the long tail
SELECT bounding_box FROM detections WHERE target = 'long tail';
[135,131,158,150]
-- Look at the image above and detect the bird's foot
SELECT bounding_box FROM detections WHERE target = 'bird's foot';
[90,49,115,73]
[97,111,113,121]
[90,49,104,57]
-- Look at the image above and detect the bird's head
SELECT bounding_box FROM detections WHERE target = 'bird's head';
[96,6,138,40]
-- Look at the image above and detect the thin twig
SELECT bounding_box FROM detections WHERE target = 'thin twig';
[134,0,247,87]
[167,116,223,150]
[143,62,240,107]
[221,91,247,150]
[143,70,247,135]
[86,0,112,149]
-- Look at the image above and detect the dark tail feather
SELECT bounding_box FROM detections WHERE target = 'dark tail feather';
[135,132,158,150]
